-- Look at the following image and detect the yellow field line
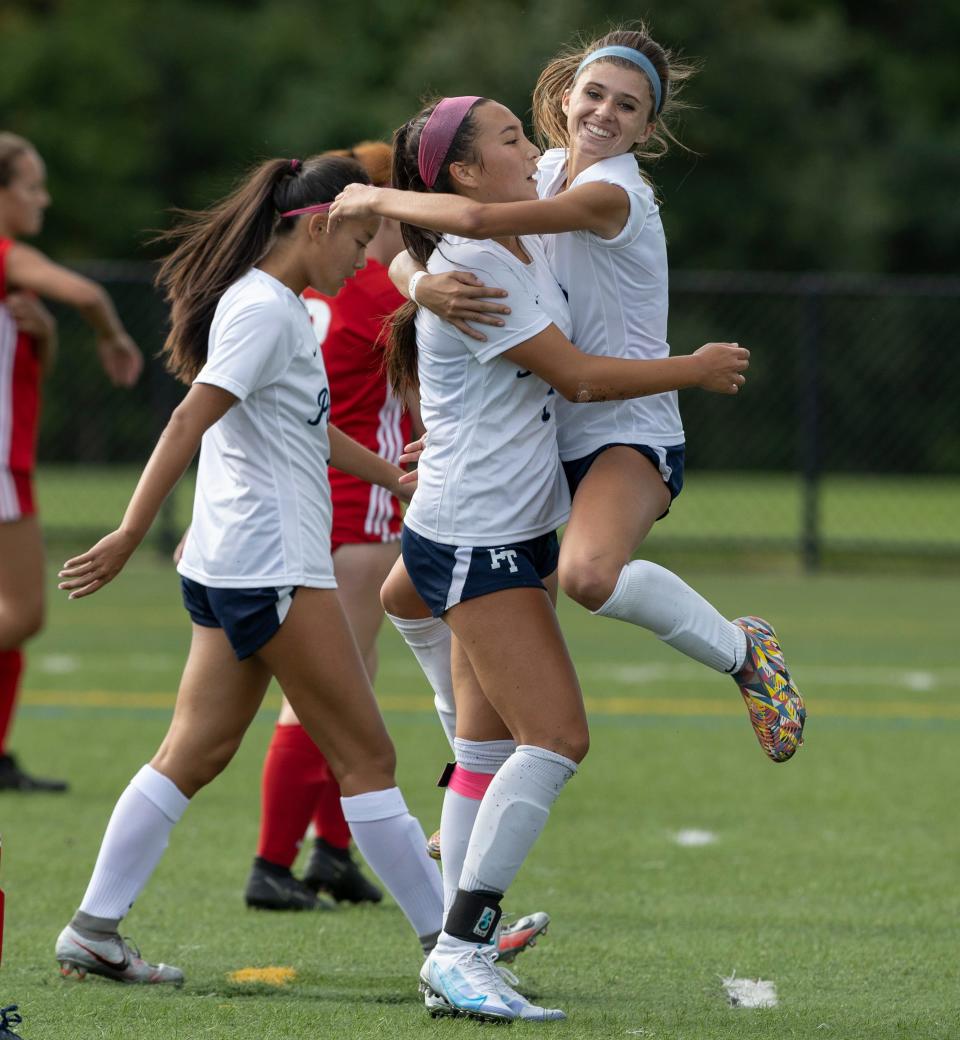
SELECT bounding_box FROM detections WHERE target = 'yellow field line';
[21,690,960,721]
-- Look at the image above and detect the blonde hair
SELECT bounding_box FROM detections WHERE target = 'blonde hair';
[532,22,698,167]
[324,140,393,187]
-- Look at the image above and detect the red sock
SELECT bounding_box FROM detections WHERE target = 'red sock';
[256,723,329,867]
[0,650,24,756]
[312,759,351,850]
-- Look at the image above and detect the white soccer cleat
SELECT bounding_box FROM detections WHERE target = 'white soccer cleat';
[496,911,551,963]
[56,924,184,986]
[420,941,565,1022]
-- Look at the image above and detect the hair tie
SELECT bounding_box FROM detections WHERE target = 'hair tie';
[575,46,665,114]
[417,96,482,189]
[289,158,302,173]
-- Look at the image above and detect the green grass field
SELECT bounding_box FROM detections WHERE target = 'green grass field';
[1,557,958,1039]
[33,465,960,555]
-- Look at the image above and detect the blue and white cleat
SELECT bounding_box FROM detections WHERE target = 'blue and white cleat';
[420,941,565,1022]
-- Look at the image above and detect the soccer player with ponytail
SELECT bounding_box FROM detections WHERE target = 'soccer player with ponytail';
[333,23,805,769]
[54,154,443,985]
[329,94,746,1022]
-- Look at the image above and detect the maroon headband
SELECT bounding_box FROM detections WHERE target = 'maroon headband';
[417,96,482,189]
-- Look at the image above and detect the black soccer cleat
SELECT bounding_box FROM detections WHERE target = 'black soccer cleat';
[244,857,334,911]
[0,753,68,792]
[303,839,383,904]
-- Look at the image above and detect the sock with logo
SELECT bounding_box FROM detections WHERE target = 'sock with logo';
[440,738,515,917]
[385,614,456,748]
[594,560,747,673]
[77,764,190,921]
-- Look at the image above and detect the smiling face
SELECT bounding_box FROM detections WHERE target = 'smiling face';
[0,148,51,238]
[562,62,657,161]
[449,101,541,203]
[305,213,380,295]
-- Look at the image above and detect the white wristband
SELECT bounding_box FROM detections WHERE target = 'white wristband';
[408,270,427,304]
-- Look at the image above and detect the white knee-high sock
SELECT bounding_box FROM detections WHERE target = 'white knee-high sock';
[341,786,443,944]
[594,560,747,673]
[78,765,190,923]
[440,738,515,916]
[386,614,456,750]
[459,745,577,896]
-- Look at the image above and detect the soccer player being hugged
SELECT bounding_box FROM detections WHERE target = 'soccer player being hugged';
[329,94,748,1021]
[54,154,444,985]
[0,132,142,793]
[334,23,806,769]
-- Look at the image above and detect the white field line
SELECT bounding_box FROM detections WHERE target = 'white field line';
[674,829,718,847]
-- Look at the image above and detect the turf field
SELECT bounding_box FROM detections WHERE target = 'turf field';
[33,465,960,556]
[1,556,957,1039]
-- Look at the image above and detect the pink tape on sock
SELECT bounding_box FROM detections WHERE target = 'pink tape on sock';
[448,764,494,801]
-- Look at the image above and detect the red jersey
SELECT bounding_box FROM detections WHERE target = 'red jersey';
[302,259,411,547]
[0,239,41,520]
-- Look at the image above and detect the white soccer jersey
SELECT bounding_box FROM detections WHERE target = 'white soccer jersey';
[537,148,685,460]
[177,267,336,589]
[404,234,572,546]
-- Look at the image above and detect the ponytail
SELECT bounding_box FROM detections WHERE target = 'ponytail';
[385,99,488,396]
[156,155,369,383]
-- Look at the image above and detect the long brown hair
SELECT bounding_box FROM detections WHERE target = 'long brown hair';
[532,22,698,167]
[385,98,489,397]
[155,154,369,383]
[0,133,33,187]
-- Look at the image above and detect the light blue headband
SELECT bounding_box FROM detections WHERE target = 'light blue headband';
[575,45,664,114]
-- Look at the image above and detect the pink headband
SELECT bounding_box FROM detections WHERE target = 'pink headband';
[280,202,333,218]
[417,96,482,189]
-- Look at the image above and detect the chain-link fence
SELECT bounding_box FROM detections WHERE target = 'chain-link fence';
[35,264,960,568]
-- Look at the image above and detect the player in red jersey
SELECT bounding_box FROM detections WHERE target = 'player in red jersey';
[0,132,142,792]
[244,142,420,909]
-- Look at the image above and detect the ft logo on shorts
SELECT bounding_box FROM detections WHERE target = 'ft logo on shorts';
[488,547,519,573]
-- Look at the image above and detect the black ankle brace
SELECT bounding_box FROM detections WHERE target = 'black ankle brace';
[444,888,503,944]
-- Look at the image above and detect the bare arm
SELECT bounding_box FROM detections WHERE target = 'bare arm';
[6,241,143,386]
[503,325,750,402]
[58,384,237,598]
[332,181,628,241]
[388,248,510,343]
[328,424,411,502]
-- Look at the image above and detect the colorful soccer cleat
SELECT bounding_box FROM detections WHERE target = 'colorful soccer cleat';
[732,616,806,763]
[420,941,565,1022]
[495,911,551,964]
[425,828,441,861]
[55,924,184,985]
